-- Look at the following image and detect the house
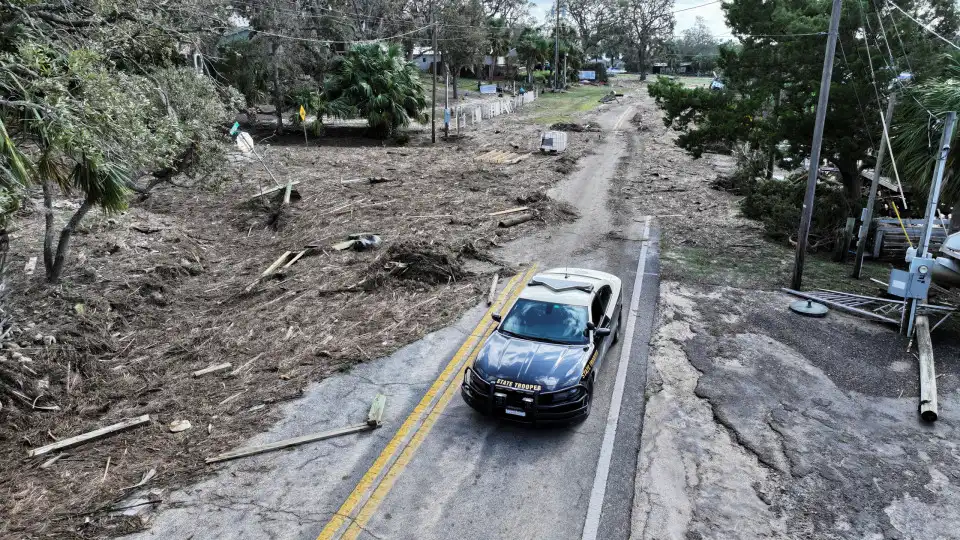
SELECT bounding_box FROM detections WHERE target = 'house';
[651,62,669,74]
[411,46,438,71]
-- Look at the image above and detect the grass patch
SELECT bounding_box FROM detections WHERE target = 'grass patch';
[530,85,612,125]
[662,240,894,295]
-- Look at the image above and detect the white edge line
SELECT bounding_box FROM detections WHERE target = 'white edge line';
[581,216,652,540]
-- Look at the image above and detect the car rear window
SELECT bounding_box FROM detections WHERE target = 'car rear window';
[499,299,589,345]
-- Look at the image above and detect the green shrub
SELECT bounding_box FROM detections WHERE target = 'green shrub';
[741,175,849,249]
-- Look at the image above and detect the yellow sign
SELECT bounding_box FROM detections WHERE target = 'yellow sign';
[299,105,306,122]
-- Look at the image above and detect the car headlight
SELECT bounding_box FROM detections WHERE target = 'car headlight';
[553,387,582,402]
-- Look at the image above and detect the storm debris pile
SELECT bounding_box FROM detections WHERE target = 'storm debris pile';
[0,113,593,537]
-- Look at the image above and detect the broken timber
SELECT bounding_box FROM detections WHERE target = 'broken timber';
[498,213,535,228]
[193,363,232,377]
[245,251,293,292]
[488,206,529,217]
[28,415,151,457]
[916,316,938,422]
[205,394,386,464]
[248,181,301,201]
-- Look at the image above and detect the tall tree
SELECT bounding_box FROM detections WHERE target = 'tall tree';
[619,0,676,79]
[649,0,960,209]
[439,0,488,97]
[566,0,617,59]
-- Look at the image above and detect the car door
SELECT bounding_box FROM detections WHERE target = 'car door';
[591,286,614,364]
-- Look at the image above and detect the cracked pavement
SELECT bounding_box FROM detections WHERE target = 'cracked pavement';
[632,282,960,539]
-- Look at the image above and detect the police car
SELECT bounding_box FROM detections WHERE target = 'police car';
[461,268,623,423]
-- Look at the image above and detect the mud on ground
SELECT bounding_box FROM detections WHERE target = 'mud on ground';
[626,90,960,539]
[0,105,594,538]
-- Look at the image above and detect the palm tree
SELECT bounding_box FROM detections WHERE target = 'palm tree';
[891,56,960,230]
[323,44,427,138]
[486,18,513,81]
[516,28,548,84]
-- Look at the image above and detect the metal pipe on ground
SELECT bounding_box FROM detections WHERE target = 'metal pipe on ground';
[915,315,938,422]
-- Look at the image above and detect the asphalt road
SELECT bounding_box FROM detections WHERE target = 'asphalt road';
[134,97,659,540]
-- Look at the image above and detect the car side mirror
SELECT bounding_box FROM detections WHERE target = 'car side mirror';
[595,328,612,337]
[586,322,596,330]
[491,313,502,322]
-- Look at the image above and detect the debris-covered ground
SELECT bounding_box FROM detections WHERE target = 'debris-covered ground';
[0,93,597,538]
[625,89,960,539]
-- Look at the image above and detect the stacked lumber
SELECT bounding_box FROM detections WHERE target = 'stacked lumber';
[476,150,531,165]
[868,218,949,260]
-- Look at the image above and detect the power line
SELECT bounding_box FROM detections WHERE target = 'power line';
[885,0,960,52]
[254,23,433,45]
[672,0,722,14]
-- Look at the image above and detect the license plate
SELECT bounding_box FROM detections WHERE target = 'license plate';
[504,408,526,417]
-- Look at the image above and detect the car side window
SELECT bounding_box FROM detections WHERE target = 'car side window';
[592,286,611,325]
[590,293,605,324]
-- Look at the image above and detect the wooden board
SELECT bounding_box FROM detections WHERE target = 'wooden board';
[28,415,151,457]
[205,424,373,464]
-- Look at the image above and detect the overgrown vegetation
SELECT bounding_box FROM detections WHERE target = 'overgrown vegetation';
[647,0,960,249]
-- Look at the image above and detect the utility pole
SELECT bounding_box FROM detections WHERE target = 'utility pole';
[431,3,438,144]
[562,55,567,88]
[917,112,957,258]
[904,111,956,336]
[852,94,897,278]
[553,0,560,91]
[444,56,450,139]
[790,0,843,290]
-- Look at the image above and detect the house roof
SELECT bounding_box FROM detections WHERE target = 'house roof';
[411,46,435,56]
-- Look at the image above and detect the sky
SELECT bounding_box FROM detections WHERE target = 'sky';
[528,0,730,37]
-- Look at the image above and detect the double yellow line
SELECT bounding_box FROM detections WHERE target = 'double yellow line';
[317,264,539,540]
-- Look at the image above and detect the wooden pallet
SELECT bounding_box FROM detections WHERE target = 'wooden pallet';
[476,150,531,165]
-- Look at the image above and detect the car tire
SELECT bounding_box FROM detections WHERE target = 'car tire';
[612,308,622,344]
[577,376,594,423]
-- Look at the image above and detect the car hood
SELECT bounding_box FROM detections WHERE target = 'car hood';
[473,331,589,391]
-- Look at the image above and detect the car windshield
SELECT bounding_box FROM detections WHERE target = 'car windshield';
[499,299,589,345]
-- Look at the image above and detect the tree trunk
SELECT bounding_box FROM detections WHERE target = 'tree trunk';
[452,67,459,100]
[766,91,782,180]
[271,41,284,133]
[638,45,647,81]
[41,179,56,274]
[46,198,93,283]
[836,158,861,213]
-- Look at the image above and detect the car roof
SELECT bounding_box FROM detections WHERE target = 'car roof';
[517,268,620,307]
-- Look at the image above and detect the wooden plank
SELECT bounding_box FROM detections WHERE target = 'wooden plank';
[249,181,300,200]
[245,251,293,292]
[281,250,309,270]
[205,423,374,464]
[192,363,233,377]
[488,206,530,217]
[487,274,499,306]
[916,316,938,422]
[366,393,387,426]
[28,415,151,457]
